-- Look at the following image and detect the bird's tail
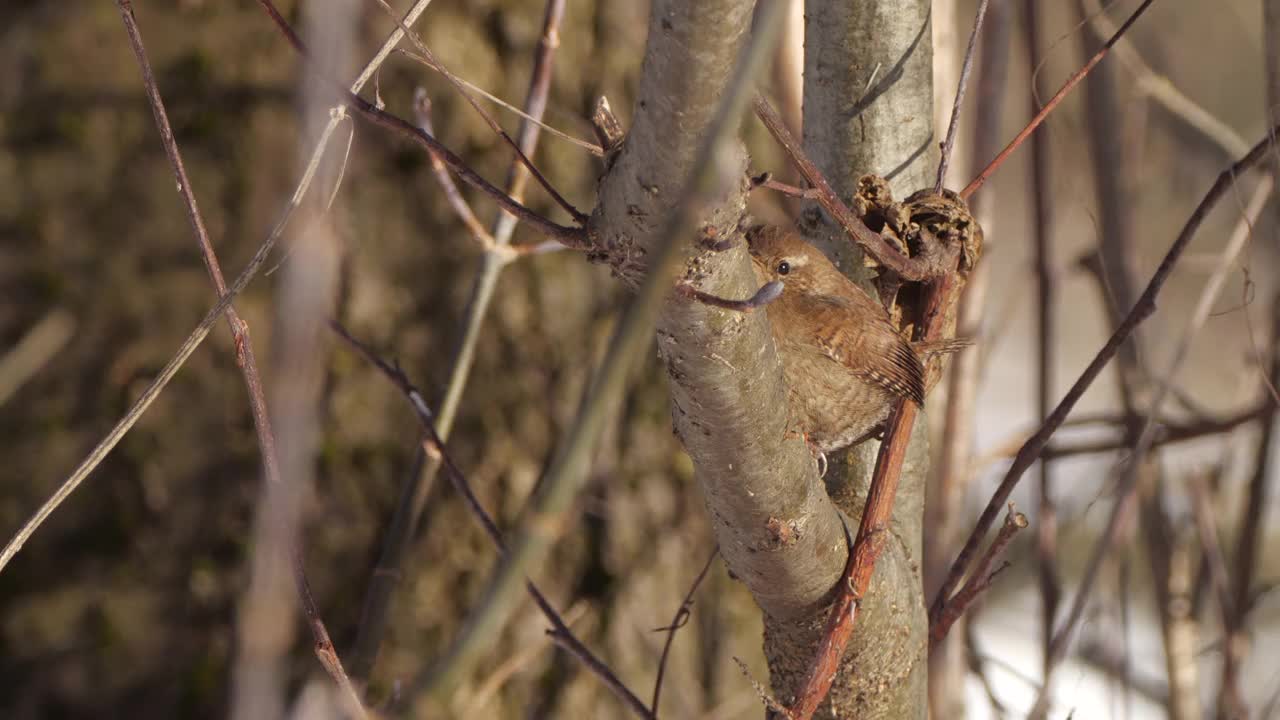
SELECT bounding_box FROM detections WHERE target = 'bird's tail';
[913,337,974,357]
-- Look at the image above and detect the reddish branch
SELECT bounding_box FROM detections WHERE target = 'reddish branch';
[930,507,1027,645]
[784,236,970,719]
[961,0,1158,199]
[783,400,919,720]
[753,96,955,282]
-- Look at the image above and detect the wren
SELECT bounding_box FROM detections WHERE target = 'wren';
[747,225,935,453]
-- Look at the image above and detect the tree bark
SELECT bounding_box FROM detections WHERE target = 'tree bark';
[763,1,936,717]
[589,0,935,716]
[589,0,849,624]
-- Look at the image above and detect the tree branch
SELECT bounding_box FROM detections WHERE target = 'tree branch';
[933,130,1278,633]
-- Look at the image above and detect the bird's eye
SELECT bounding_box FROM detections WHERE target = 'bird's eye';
[776,261,791,276]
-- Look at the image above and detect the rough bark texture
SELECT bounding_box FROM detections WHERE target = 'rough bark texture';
[758,0,938,717]
[799,0,937,270]
[589,0,848,622]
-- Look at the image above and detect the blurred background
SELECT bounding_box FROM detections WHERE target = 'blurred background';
[0,0,1276,717]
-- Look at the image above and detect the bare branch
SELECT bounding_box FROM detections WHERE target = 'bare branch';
[392,53,603,157]
[935,0,992,191]
[413,89,497,249]
[930,506,1027,645]
[328,322,654,719]
[962,0,1160,199]
[932,128,1278,636]
[110,1,366,716]
[1025,137,1276,719]
[651,548,719,716]
[365,0,586,222]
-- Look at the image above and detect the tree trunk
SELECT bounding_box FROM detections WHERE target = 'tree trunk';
[590,0,935,717]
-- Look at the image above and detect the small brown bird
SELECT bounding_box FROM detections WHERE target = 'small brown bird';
[747,225,932,452]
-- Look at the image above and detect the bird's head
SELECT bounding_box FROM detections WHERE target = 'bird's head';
[745,224,844,296]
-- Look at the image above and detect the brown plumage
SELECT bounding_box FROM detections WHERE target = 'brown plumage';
[747,225,931,452]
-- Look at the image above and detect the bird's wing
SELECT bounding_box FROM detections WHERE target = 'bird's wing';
[795,293,926,406]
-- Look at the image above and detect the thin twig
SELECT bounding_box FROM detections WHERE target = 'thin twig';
[328,322,654,718]
[1186,473,1235,623]
[961,0,1160,199]
[1041,402,1272,459]
[935,0,992,192]
[463,603,589,715]
[394,48,603,156]
[753,95,956,281]
[651,548,718,716]
[1080,0,1250,159]
[930,506,1027,645]
[365,0,586,222]
[751,176,822,200]
[1221,295,1280,718]
[733,657,793,718]
[413,89,498,248]
[931,129,1278,635]
[1025,0,1061,681]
